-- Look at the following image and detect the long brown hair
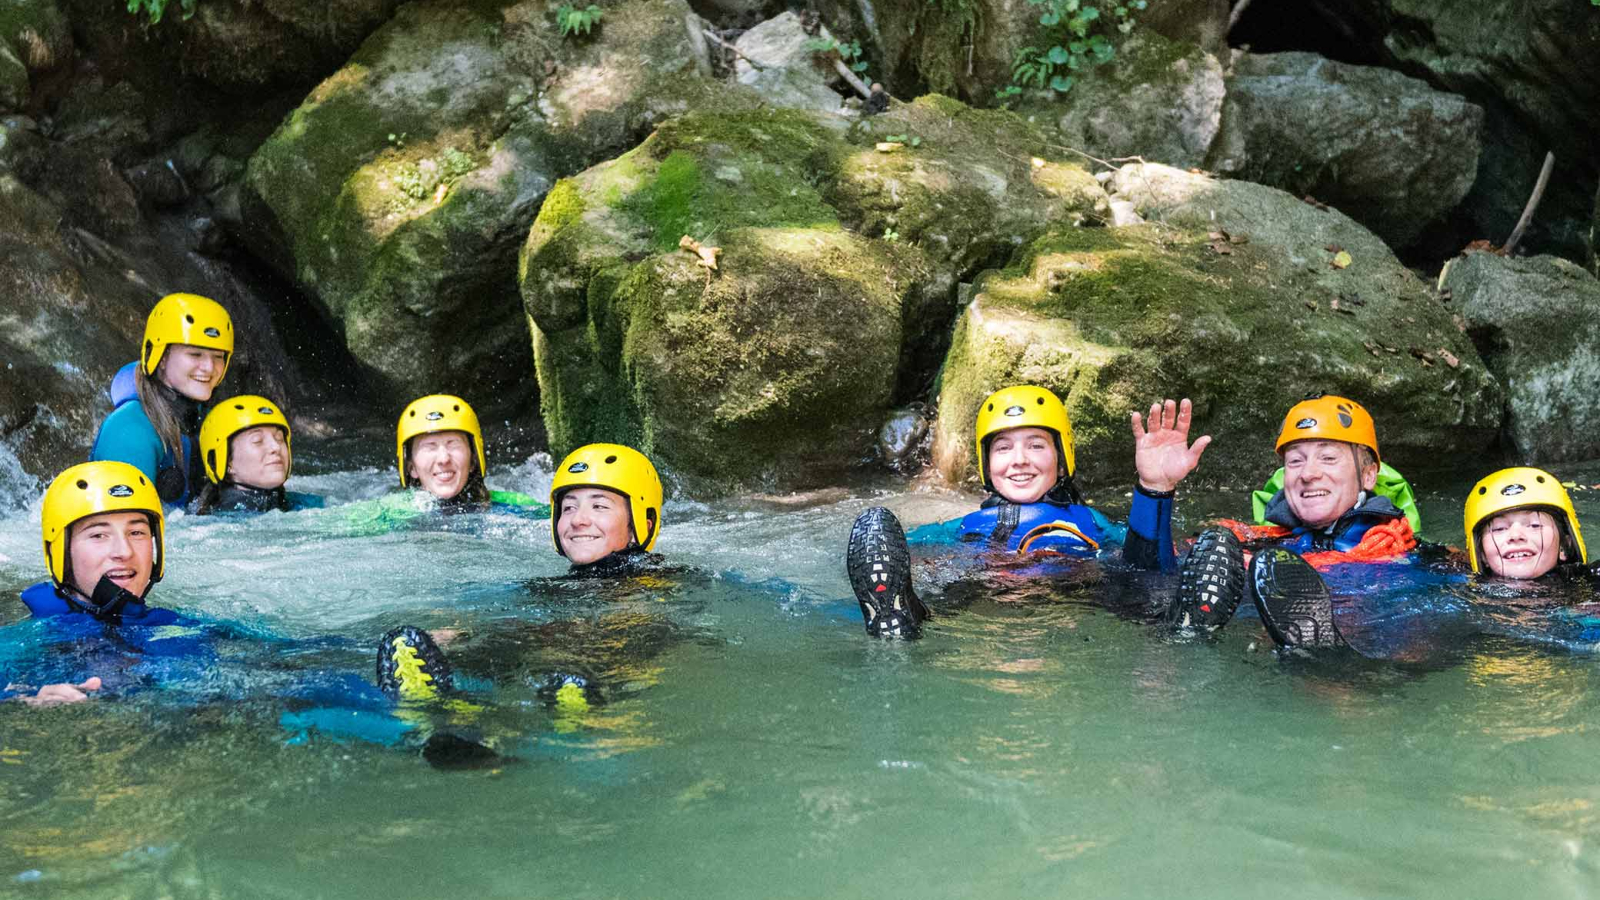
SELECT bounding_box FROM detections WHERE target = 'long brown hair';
[134,362,186,465]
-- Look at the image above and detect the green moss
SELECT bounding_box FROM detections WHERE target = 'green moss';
[536,177,586,235]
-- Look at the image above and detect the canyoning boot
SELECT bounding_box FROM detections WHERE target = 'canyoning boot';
[376,625,454,702]
[846,507,929,638]
[1167,527,1246,633]
[1250,548,1345,650]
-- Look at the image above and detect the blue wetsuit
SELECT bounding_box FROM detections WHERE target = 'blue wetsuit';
[90,362,206,509]
[911,484,1178,571]
[1256,490,1409,554]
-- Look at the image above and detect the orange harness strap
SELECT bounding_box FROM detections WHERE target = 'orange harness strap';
[1213,519,1292,543]
[1300,517,1417,568]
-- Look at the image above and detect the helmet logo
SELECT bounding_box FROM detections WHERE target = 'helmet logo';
[108,484,134,498]
[258,406,274,415]
[1295,417,1317,429]
[1501,484,1526,496]
[204,327,221,338]
[425,411,444,421]
[1004,405,1025,417]
[568,462,589,473]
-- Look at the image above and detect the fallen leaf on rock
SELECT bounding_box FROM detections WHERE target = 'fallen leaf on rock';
[679,234,721,271]
[1452,313,1467,333]
[1303,195,1330,211]
[1438,348,1460,368]
[1363,340,1381,357]
[1409,347,1435,366]
[1331,298,1355,315]
[1303,299,1318,311]
[1461,239,1501,255]
[1208,239,1232,255]
[1331,250,1352,269]
[875,141,904,153]
[1325,244,1344,253]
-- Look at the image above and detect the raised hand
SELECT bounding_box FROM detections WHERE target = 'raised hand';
[1131,398,1212,493]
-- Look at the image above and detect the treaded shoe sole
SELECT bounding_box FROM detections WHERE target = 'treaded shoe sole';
[1168,527,1246,632]
[846,507,924,638]
[377,625,454,701]
[1250,548,1343,649]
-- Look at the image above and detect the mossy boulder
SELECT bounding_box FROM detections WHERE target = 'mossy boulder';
[521,97,1105,490]
[1443,251,1600,463]
[246,0,722,414]
[0,0,70,112]
[934,165,1503,490]
[1205,52,1483,251]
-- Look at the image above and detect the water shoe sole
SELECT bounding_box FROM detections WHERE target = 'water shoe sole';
[377,625,454,701]
[846,507,925,638]
[1250,547,1343,649]
[1168,527,1246,632]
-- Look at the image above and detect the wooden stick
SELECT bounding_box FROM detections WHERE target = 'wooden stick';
[703,28,763,70]
[1228,0,1257,34]
[1504,150,1555,256]
[832,57,872,99]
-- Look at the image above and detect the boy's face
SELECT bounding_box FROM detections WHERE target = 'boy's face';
[1479,508,1564,579]
[68,512,155,600]
[557,487,635,564]
[408,431,472,499]
[1281,439,1378,530]
[988,426,1059,504]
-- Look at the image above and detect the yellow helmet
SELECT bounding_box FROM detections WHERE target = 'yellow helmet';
[1275,394,1379,460]
[1464,467,1587,573]
[199,395,291,485]
[142,293,235,378]
[974,385,1076,491]
[396,395,487,488]
[40,461,165,591]
[550,443,664,555]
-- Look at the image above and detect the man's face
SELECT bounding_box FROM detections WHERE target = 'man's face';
[1281,439,1376,530]
[988,427,1059,504]
[408,431,472,499]
[228,425,289,489]
[68,512,155,599]
[1479,509,1565,579]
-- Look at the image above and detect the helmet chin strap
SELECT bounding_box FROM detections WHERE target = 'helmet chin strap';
[67,575,144,622]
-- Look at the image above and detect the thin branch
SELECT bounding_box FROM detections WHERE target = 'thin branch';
[1228,0,1257,35]
[832,57,871,99]
[1504,150,1555,256]
[703,28,763,70]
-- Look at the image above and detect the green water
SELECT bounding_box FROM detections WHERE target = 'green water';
[3,457,1600,898]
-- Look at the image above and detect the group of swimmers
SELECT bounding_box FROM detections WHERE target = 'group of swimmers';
[7,291,1595,709]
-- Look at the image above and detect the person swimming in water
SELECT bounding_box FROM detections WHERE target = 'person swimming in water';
[191,395,323,515]
[844,385,1211,638]
[394,394,546,514]
[1164,393,1423,636]
[91,293,234,509]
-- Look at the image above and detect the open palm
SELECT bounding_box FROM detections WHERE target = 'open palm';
[1131,398,1211,493]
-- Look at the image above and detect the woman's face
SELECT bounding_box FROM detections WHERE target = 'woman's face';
[1479,509,1565,579]
[67,511,155,600]
[987,427,1059,503]
[557,488,635,564]
[160,344,227,402]
[408,431,472,499]
[228,425,289,490]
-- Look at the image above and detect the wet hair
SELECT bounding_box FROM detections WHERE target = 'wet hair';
[1473,506,1581,574]
[134,362,187,466]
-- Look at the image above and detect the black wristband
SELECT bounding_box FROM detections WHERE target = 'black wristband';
[1135,482,1175,499]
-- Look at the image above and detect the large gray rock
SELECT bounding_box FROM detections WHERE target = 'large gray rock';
[1045,32,1224,170]
[1443,251,1600,462]
[1206,52,1483,251]
[246,0,723,414]
[930,163,1503,489]
[733,11,842,112]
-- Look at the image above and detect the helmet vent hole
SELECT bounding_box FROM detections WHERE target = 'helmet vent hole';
[76,480,88,489]
[1479,487,1487,495]
[1036,397,1044,405]
[234,404,244,410]
[184,314,195,323]
[452,405,460,411]
[1537,475,1546,483]
[605,455,617,464]
[987,403,993,411]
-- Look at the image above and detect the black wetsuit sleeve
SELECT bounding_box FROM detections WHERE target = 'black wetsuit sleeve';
[1122,484,1177,572]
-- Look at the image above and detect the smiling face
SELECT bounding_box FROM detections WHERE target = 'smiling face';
[407,431,473,499]
[1478,508,1566,579]
[67,511,155,600]
[987,426,1060,504]
[227,425,289,490]
[159,344,227,402]
[556,487,635,564]
[1281,439,1378,530]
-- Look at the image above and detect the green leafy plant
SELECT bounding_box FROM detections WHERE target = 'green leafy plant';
[804,37,871,75]
[556,4,603,37]
[126,0,196,25]
[882,227,900,242]
[1011,0,1145,95]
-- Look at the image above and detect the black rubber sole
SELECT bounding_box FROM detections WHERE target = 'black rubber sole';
[846,507,927,638]
[1167,528,1246,632]
[1250,548,1343,649]
[376,625,454,700]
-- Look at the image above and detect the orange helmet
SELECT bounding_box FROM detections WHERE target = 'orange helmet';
[1275,394,1379,460]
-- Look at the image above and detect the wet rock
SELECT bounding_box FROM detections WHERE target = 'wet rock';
[932,164,1502,489]
[1041,32,1225,171]
[733,11,843,113]
[1205,52,1483,251]
[0,0,71,111]
[246,0,728,414]
[877,405,930,471]
[520,98,1105,491]
[124,157,189,207]
[1443,251,1600,462]
[1137,0,1228,57]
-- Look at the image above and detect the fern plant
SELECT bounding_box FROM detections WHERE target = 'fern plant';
[556,4,603,37]
[1008,0,1144,96]
[127,0,197,25]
